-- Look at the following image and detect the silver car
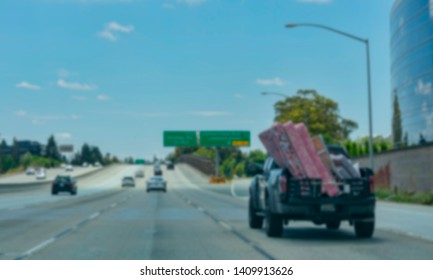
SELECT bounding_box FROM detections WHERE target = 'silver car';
[146,176,167,192]
[135,169,145,178]
[121,176,135,187]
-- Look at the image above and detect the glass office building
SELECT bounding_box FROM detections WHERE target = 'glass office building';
[391,0,433,147]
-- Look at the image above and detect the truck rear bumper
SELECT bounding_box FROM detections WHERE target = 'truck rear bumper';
[275,196,375,222]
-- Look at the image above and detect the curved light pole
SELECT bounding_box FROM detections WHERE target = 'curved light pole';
[286,23,374,170]
[261,91,290,98]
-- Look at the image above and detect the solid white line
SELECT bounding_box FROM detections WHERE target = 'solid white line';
[219,221,233,231]
[88,212,100,220]
[230,180,238,198]
[110,203,118,208]
[8,206,24,211]
[24,238,55,256]
[197,207,205,212]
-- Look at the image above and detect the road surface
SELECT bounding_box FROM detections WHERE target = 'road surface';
[0,164,432,260]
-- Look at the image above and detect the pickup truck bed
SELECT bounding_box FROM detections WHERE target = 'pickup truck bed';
[249,158,375,238]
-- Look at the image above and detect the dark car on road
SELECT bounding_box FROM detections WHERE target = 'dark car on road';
[52,175,77,195]
[121,176,135,187]
[154,165,163,176]
[166,162,175,170]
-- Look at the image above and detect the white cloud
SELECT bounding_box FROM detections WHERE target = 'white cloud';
[234,93,244,99]
[55,133,72,141]
[16,81,41,90]
[256,77,288,87]
[177,0,207,6]
[58,79,96,91]
[416,79,432,96]
[99,21,134,42]
[79,0,132,3]
[71,114,80,120]
[188,111,231,117]
[107,22,134,33]
[97,94,110,101]
[422,101,428,113]
[162,3,175,8]
[15,110,28,117]
[297,0,332,3]
[71,95,87,101]
[58,68,72,78]
[98,110,173,118]
[99,30,117,41]
[430,0,433,19]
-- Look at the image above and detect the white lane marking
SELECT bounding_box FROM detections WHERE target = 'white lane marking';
[197,207,204,212]
[230,179,238,198]
[88,212,100,220]
[110,203,118,208]
[23,238,55,256]
[8,206,24,211]
[219,221,233,231]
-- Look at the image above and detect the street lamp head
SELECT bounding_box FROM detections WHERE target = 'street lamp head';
[285,23,298,28]
[261,92,269,96]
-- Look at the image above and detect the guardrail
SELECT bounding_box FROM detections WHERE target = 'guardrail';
[0,167,106,193]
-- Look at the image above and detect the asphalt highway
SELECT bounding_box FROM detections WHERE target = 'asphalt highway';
[0,164,432,260]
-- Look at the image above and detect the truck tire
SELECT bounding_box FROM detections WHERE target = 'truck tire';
[326,221,341,230]
[249,197,263,229]
[266,211,283,237]
[265,197,283,237]
[354,220,374,238]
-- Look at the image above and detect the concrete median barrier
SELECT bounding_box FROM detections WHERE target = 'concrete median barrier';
[0,167,106,193]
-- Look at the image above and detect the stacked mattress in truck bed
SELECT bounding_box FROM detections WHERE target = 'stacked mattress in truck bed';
[259,121,360,197]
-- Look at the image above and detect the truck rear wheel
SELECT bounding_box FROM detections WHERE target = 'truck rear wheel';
[265,205,283,237]
[326,221,341,230]
[354,220,374,238]
[249,198,263,229]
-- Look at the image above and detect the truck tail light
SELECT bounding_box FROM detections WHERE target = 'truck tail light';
[279,176,287,193]
[369,177,374,193]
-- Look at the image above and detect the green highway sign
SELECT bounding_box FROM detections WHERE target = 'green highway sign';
[199,131,250,147]
[135,159,145,165]
[163,131,198,147]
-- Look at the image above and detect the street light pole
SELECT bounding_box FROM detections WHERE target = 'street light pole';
[261,92,290,99]
[285,23,374,170]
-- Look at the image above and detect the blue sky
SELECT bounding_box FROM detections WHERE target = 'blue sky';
[0,0,394,160]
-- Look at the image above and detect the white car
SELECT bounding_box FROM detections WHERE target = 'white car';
[65,165,74,172]
[36,171,46,180]
[26,167,36,175]
[146,176,167,192]
[135,169,145,178]
[82,162,89,168]
[94,162,102,167]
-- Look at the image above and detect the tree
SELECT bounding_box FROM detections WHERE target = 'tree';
[274,89,358,143]
[246,150,267,164]
[403,132,409,147]
[81,143,92,163]
[90,146,103,164]
[20,152,33,168]
[111,156,120,164]
[71,152,82,165]
[46,135,60,160]
[2,155,16,171]
[11,138,20,164]
[419,133,427,145]
[392,92,403,148]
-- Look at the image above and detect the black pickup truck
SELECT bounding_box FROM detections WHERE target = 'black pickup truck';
[248,148,375,238]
